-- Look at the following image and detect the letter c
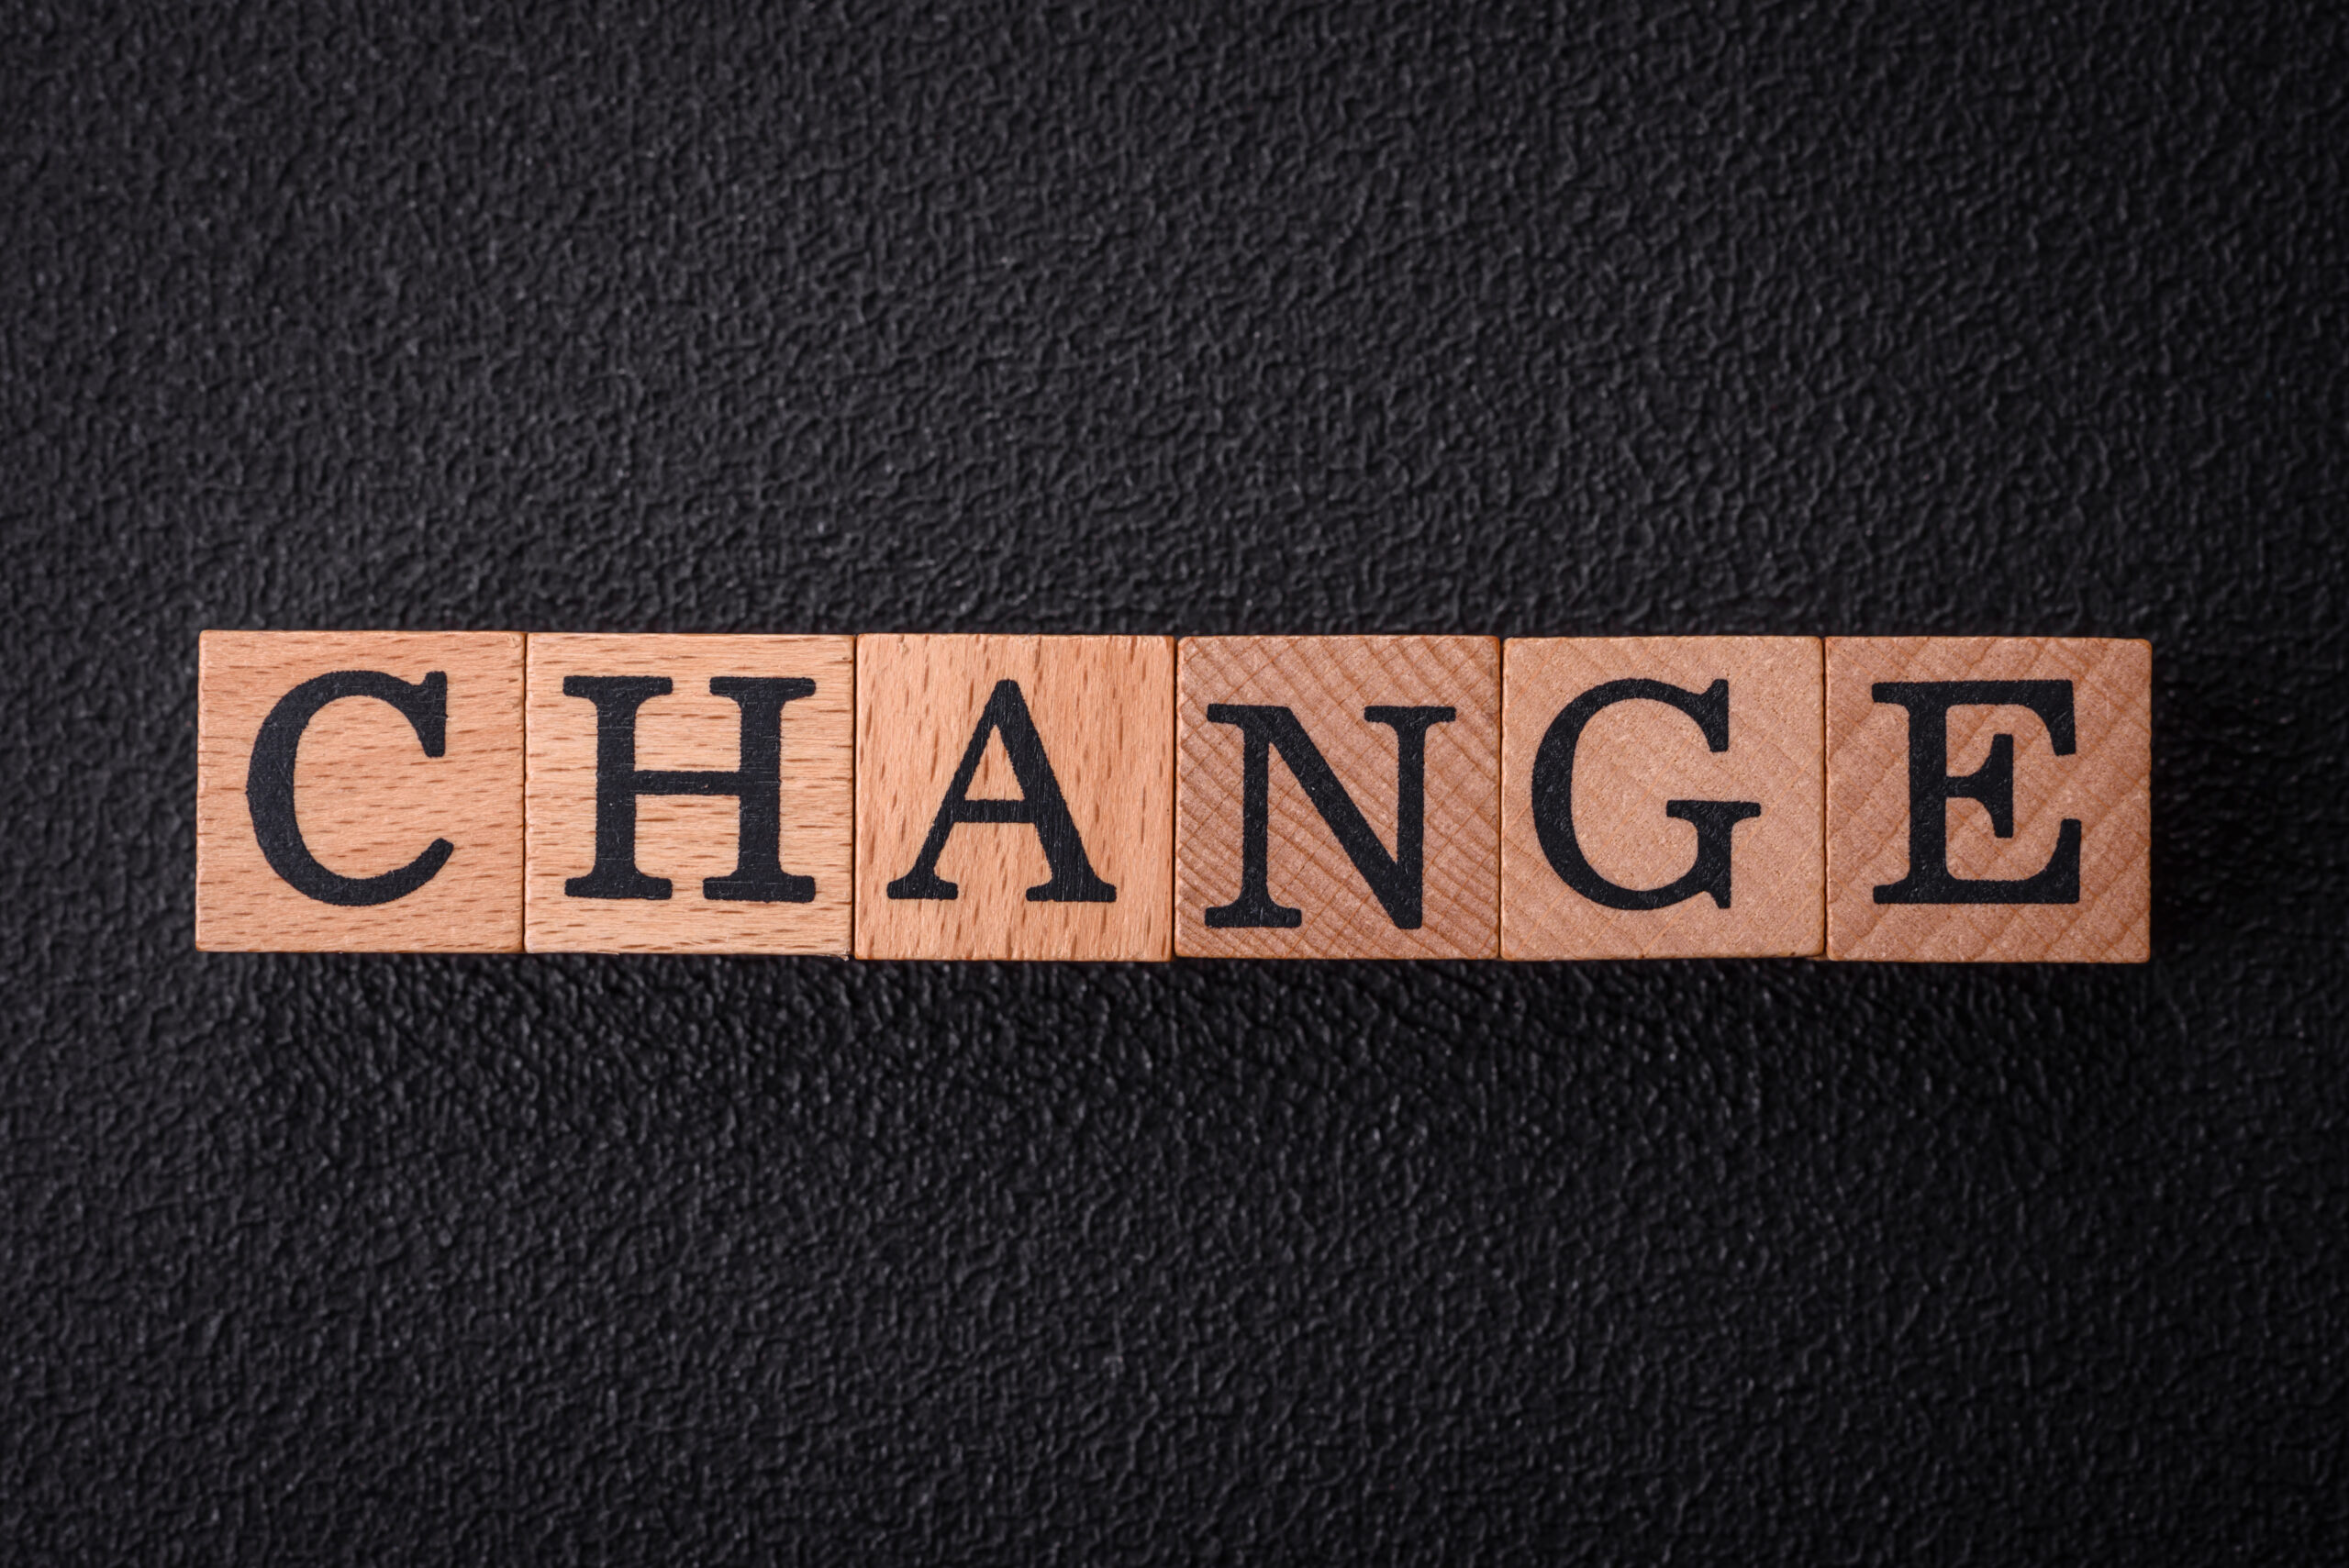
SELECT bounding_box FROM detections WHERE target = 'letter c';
[245,670,455,906]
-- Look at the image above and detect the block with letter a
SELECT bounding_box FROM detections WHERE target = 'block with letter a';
[1176,635,1499,959]
[525,634,854,953]
[1501,637,1823,960]
[854,634,1174,962]
[195,629,526,951]
[1825,636,2151,962]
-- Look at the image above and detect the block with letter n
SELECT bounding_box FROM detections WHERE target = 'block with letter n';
[1176,635,1500,959]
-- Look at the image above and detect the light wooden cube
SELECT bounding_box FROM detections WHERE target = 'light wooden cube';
[1501,637,1823,960]
[195,630,525,951]
[1176,635,1499,959]
[524,634,855,954]
[854,634,1174,962]
[1825,636,2151,962]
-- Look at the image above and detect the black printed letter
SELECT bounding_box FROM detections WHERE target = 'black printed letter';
[1529,678,1762,911]
[246,670,455,906]
[1202,705,1455,929]
[886,679,1116,902]
[1872,680,2080,905]
[562,674,818,902]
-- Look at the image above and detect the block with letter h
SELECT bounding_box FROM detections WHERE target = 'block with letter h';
[525,634,855,953]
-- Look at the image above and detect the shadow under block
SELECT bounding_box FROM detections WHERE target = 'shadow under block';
[195,630,525,951]
[524,634,854,953]
[853,634,1174,962]
[1825,636,2151,963]
[1500,637,1824,960]
[1176,635,1499,959]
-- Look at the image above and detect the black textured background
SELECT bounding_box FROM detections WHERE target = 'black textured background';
[6,2,2346,1562]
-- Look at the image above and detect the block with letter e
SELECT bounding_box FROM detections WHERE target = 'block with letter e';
[854,634,1174,961]
[1826,636,2151,962]
[1176,635,1499,959]
[525,634,854,953]
[1501,637,1823,960]
[195,629,525,951]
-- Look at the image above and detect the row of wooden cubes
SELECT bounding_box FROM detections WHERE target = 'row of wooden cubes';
[195,632,2151,962]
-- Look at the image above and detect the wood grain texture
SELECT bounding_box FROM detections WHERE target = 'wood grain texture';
[1826,636,2151,962]
[1176,635,1498,959]
[525,634,854,954]
[854,634,1174,962]
[195,630,524,951]
[1501,637,1823,960]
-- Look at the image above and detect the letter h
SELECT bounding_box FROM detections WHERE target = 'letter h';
[562,674,818,902]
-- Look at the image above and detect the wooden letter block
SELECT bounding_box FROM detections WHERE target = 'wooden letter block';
[1500,637,1823,960]
[854,634,1174,962]
[1176,635,1499,959]
[1825,636,2151,962]
[526,634,854,954]
[195,630,525,951]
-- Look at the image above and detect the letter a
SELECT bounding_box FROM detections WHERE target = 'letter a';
[886,680,1117,902]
